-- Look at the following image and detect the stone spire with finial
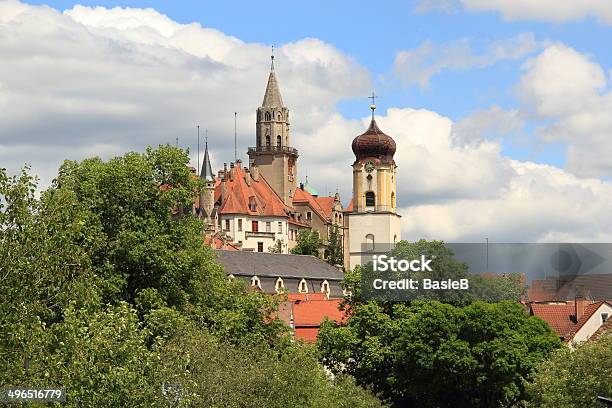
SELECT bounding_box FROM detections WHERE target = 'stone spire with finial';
[262,45,284,108]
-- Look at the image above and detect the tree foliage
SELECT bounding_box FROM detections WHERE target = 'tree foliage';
[326,225,344,267]
[291,230,322,256]
[527,334,612,408]
[0,148,383,407]
[318,300,560,407]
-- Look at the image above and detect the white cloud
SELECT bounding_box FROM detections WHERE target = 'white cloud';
[393,33,546,88]
[451,105,523,146]
[414,0,612,24]
[0,0,370,188]
[518,44,612,178]
[462,0,612,24]
[2,1,612,243]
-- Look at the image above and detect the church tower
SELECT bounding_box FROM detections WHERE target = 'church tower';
[344,100,401,270]
[248,54,298,206]
[198,138,216,231]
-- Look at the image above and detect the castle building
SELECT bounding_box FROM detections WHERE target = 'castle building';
[199,54,400,269]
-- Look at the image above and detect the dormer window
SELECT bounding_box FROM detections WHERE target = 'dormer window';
[248,197,257,212]
[321,280,330,298]
[275,277,285,293]
[298,278,308,293]
[251,276,261,289]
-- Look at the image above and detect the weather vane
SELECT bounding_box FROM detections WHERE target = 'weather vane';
[369,91,378,120]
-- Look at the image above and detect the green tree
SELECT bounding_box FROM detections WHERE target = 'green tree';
[318,301,560,407]
[291,230,322,256]
[527,334,612,408]
[326,225,344,267]
[268,238,285,253]
[1,151,385,407]
[158,328,385,408]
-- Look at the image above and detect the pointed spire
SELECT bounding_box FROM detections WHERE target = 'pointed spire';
[262,48,284,108]
[200,135,215,182]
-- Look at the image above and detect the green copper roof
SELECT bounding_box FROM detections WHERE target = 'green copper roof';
[303,180,318,197]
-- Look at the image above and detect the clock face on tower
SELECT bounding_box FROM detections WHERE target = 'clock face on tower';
[364,160,375,173]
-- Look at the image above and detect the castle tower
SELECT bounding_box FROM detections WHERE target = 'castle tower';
[344,100,401,270]
[199,138,216,229]
[248,54,298,206]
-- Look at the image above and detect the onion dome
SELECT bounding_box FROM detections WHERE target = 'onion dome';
[351,119,396,164]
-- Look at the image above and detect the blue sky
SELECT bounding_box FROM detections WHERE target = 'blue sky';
[24,0,611,169]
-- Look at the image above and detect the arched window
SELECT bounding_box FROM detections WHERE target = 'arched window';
[265,135,271,147]
[275,277,285,293]
[277,111,282,121]
[298,278,308,293]
[265,111,271,121]
[321,280,330,298]
[365,191,376,208]
[276,135,282,147]
[257,111,261,121]
[391,192,396,209]
[365,234,375,251]
[251,276,261,289]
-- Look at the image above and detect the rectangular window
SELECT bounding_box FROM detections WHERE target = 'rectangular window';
[266,222,271,232]
[238,219,243,232]
[252,220,258,233]
[306,211,312,221]
[257,242,264,252]
[603,313,609,323]
[224,219,230,231]
[278,222,282,233]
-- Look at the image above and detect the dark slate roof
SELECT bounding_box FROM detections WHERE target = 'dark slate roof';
[215,250,344,281]
[200,140,215,182]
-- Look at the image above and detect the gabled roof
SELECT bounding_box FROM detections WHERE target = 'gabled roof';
[215,250,344,280]
[530,301,609,339]
[293,188,341,222]
[344,198,354,213]
[215,164,292,217]
[590,315,612,341]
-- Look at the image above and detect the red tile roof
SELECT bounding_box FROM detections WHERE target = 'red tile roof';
[293,298,345,327]
[590,316,612,341]
[293,188,330,221]
[315,196,337,219]
[215,164,292,217]
[204,236,239,251]
[295,327,320,343]
[287,293,328,301]
[344,198,354,212]
[530,301,607,339]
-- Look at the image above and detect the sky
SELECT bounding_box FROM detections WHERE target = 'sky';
[1,0,612,242]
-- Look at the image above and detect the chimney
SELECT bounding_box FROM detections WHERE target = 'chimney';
[575,287,587,322]
[220,163,228,204]
[251,165,260,181]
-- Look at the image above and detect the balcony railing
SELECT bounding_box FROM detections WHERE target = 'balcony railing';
[245,231,276,239]
[248,146,299,156]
